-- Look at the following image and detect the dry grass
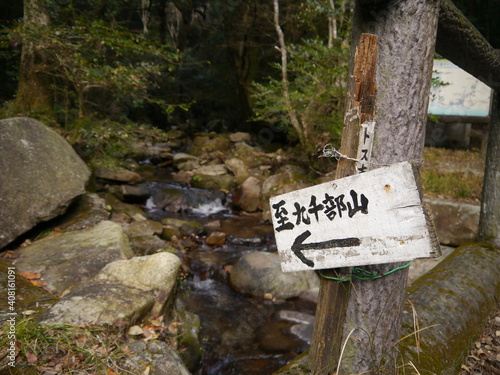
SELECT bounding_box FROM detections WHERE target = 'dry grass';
[420,147,484,204]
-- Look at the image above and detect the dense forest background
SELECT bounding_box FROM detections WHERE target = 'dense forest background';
[0,0,499,157]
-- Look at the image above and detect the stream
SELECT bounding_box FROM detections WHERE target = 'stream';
[142,175,316,374]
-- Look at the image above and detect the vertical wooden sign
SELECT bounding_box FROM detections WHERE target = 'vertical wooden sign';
[309,33,378,375]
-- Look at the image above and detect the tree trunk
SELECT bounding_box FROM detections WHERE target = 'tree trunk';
[15,0,52,113]
[478,90,500,247]
[336,1,440,373]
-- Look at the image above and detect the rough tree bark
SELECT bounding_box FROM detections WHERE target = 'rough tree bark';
[15,0,52,113]
[335,1,440,373]
[478,91,500,247]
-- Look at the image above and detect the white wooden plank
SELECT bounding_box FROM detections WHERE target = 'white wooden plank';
[269,161,440,272]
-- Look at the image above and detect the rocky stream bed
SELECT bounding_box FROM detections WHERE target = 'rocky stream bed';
[0,117,498,374]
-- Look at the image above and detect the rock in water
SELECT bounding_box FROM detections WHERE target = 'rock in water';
[0,118,90,248]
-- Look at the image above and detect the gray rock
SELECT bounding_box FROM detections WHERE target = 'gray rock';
[229,252,320,299]
[425,198,480,246]
[127,219,163,238]
[173,153,200,171]
[103,192,147,219]
[13,221,133,296]
[96,252,181,317]
[193,164,228,176]
[189,133,231,157]
[0,117,90,248]
[125,341,191,375]
[232,176,261,212]
[94,165,142,183]
[225,157,249,185]
[130,235,170,255]
[190,173,235,191]
[106,183,151,202]
[57,193,111,232]
[152,188,188,212]
[41,282,154,325]
[260,166,310,220]
[229,132,252,143]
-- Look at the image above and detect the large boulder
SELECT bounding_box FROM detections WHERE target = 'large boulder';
[40,282,155,325]
[424,198,480,246]
[0,117,90,248]
[13,221,134,296]
[229,252,320,299]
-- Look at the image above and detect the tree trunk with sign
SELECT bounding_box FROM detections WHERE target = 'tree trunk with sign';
[309,1,441,374]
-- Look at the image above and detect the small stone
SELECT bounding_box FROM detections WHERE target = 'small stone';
[206,232,226,246]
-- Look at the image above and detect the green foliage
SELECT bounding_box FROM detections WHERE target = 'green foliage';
[6,18,184,122]
[252,38,349,151]
[67,118,171,166]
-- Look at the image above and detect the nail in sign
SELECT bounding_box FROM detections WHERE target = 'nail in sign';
[269,161,440,272]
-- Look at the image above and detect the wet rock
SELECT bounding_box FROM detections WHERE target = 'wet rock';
[103,192,147,219]
[96,252,181,316]
[13,221,134,296]
[424,198,480,246]
[277,310,315,325]
[225,158,249,185]
[162,218,204,237]
[57,193,111,232]
[190,173,235,191]
[174,300,203,371]
[232,176,262,212]
[94,165,142,183]
[161,226,181,241]
[231,142,273,169]
[276,310,315,345]
[40,282,154,325]
[229,132,252,143]
[189,133,232,157]
[106,183,151,203]
[205,232,226,246]
[124,340,191,375]
[229,252,320,299]
[131,235,170,255]
[134,165,157,181]
[152,187,189,212]
[0,117,90,249]
[173,152,201,171]
[258,321,304,352]
[127,219,163,238]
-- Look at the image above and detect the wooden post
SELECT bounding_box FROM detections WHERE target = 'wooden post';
[309,1,440,374]
[309,33,378,375]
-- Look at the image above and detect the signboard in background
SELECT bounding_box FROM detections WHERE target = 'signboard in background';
[429,59,492,118]
[269,162,441,272]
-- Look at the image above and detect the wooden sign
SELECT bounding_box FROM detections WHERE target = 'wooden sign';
[270,161,440,272]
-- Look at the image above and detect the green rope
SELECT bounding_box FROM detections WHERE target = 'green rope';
[319,261,412,282]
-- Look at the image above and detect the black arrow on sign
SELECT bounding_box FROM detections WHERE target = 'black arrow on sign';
[291,230,361,268]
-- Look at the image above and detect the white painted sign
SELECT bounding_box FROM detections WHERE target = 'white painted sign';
[428,59,492,118]
[270,161,440,272]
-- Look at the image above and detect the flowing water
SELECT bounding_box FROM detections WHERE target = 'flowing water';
[143,180,316,375]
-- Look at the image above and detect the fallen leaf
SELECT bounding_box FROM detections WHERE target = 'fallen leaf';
[143,366,150,375]
[26,352,38,364]
[107,368,119,375]
[128,325,144,336]
[19,271,41,280]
